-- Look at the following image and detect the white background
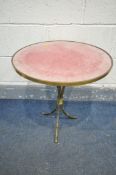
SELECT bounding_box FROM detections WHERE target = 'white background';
[0,0,116,87]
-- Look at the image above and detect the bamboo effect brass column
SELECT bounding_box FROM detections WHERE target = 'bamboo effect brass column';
[42,86,77,144]
[54,86,65,143]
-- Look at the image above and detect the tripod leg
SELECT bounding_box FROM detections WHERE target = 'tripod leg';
[62,108,77,119]
[42,108,56,116]
[54,105,60,143]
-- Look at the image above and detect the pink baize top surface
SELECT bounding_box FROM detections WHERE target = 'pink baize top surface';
[12,41,112,86]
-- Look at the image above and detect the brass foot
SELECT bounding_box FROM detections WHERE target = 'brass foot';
[62,109,77,119]
[42,108,56,116]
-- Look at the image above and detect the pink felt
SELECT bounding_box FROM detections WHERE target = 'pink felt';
[12,41,112,84]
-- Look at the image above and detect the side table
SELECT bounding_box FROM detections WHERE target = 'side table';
[12,41,113,143]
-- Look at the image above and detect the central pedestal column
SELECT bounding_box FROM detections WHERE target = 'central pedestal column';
[43,86,77,143]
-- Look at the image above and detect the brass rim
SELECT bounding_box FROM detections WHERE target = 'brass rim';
[12,40,113,87]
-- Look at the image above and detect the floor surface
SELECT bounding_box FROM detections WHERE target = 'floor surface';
[0,99,116,175]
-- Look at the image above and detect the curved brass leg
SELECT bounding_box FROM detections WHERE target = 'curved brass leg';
[42,108,56,116]
[62,109,77,119]
[42,108,77,119]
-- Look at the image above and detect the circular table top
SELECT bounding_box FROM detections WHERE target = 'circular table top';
[12,41,113,86]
